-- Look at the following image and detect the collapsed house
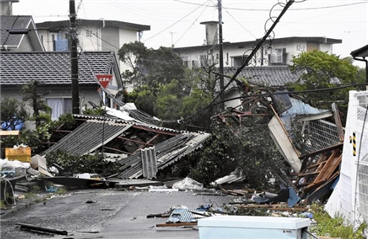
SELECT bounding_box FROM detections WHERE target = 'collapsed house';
[42,109,211,180]
[268,94,344,203]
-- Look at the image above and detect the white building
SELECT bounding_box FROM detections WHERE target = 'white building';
[173,22,341,68]
[36,19,150,73]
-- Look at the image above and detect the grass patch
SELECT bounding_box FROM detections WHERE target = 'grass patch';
[310,204,367,239]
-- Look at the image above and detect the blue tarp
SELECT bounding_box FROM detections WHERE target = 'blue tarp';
[1,120,23,130]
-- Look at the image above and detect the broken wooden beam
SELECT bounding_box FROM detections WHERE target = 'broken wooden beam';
[17,223,68,235]
[156,222,197,227]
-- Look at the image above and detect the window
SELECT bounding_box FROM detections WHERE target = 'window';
[269,48,287,65]
[46,98,72,120]
[232,55,247,67]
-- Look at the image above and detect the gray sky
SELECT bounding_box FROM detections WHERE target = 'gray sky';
[13,0,368,67]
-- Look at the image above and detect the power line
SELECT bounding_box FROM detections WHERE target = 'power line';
[224,7,258,39]
[143,0,210,43]
[172,0,367,11]
[180,82,368,124]
[174,0,211,46]
[223,1,367,11]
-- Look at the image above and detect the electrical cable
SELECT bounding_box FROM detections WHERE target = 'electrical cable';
[180,0,296,124]
[2,178,16,207]
[174,0,211,46]
[76,0,83,14]
[177,82,367,125]
[172,0,366,11]
[143,0,210,43]
[2,15,20,49]
[222,1,367,11]
[223,8,258,39]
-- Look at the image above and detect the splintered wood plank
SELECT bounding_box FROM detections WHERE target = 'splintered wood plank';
[313,150,342,184]
[156,222,197,227]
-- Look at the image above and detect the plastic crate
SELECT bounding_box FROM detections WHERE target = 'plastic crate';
[5,147,31,163]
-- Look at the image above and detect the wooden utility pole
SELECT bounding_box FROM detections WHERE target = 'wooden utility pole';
[218,0,224,110]
[70,0,80,114]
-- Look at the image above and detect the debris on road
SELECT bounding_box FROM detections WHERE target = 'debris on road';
[17,223,68,236]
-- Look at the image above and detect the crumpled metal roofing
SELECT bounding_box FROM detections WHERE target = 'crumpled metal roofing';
[117,132,212,179]
[1,15,32,46]
[73,114,179,133]
[0,51,116,85]
[43,120,132,156]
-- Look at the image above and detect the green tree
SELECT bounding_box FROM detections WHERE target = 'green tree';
[21,80,51,127]
[118,41,186,88]
[0,98,28,130]
[290,50,359,112]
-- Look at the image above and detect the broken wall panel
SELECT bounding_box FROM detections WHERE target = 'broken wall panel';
[268,116,302,173]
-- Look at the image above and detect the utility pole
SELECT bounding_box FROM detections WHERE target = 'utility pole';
[70,0,80,114]
[218,0,224,110]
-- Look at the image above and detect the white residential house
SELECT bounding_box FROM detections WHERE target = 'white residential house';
[36,19,150,89]
[173,22,341,68]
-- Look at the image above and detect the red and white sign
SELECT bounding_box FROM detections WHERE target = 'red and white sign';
[96,74,113,89]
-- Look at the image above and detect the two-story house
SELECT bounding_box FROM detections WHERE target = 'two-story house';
[36,19,150,73]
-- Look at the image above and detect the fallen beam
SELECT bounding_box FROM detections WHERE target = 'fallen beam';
[156,222,197,227]
[17,223,68,235]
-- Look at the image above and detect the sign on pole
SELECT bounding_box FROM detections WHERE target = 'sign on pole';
[96,74,113,89]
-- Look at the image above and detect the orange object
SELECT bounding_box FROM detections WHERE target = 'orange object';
[5,147,31,163]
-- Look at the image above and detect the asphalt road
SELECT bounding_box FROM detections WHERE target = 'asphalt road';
[0,189,231,239]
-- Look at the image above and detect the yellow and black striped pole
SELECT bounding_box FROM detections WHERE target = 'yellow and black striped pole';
[350,132,356,156]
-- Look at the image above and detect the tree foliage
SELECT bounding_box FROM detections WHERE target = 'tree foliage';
[118,41,186,88]
[189,115,285,188]
[289,50,360,112]
[1,98,28,130]
[21,80,51,127]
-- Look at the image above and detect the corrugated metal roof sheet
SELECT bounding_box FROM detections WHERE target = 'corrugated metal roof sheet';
[43,120,131,156]
[0,51,117,85]
[117,132,211,179]
[73,114,179,133]
[141,147,157,180]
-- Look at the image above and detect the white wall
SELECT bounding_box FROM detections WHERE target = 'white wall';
[176,40,337,69]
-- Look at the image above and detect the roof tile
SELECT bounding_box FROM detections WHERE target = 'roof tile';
[0,51,117,85]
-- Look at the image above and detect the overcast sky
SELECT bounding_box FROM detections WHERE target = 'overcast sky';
[13,0,368,67]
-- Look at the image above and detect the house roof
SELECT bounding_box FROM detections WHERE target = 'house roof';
[42,115,211,179]
[0,15,32,47]
[43,120,133,156]
[173,36,341,52]
[351,45,368,58]
[36,19,150,32]
[224,66,303,87]
[0,51,122,86]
